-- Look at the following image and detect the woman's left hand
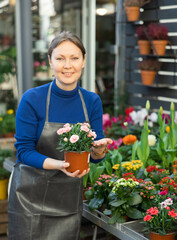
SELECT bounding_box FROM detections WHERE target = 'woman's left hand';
[91,138,112,156]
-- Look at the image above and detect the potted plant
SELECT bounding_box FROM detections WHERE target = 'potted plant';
[143,197,177,239]
[1,109,16,138]
[56,122,97,173]
[138,58,161,85]
[136,25,151,55]
[148,22,168,56]
[123,0,151,22]
[33,60,48,78]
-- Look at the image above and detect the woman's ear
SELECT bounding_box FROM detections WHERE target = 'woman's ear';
[82,54,86,68]
[48,55,52,67]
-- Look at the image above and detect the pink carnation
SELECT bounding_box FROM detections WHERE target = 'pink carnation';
[70,135,79,143]
[57,128,64,135]
[63,126,71,133]
[81,125,89,132]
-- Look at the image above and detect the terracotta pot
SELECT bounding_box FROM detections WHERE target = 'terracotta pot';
[151,40,168,56]
[140,70,156,85]
[138,40,151,55]
[64,151,90,173]
[0,179,9,200]
[150,232,176,240]
[125,6,140,21]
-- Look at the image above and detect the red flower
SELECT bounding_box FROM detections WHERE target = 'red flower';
[159,190,168,196]
[168,209,177,218]
[144,215,153,221]
[147,207,159,216]
[125,107,134,116]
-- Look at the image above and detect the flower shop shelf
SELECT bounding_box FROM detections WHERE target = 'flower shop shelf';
[83,203,149,240]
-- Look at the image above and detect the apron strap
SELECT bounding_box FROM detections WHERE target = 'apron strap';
[78,89,89,123]
[45,81,89,123]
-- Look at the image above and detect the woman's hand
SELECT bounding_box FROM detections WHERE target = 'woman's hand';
[91,138,112,159]
[43,158,90,178]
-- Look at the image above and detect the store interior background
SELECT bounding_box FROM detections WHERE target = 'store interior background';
[0,0,117,116]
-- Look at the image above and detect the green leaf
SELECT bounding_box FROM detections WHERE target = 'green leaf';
[108,210,121,224]
[84,190,93,200]
[105,160,112,175]
[128,193,142,206]
[126,207,143,219]
[83,173,89,188]
[132,140,138,160]
[89,197,104,211]
[103,209,111,216]
[109,199,126,207]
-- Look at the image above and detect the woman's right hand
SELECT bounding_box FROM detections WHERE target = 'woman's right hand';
[43,158,90,178]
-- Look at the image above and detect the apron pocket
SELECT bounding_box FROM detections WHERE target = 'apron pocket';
[43,176,83,215]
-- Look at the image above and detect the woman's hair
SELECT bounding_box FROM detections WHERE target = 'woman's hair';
[48,31,86,58]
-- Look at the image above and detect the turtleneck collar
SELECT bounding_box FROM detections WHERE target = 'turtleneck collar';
[51,79,79,98]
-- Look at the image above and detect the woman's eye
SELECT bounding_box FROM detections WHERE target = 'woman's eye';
[72,57,79,60]
[57,58,63,60]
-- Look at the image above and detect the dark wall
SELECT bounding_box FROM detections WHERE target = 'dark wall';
[124,0,177,112]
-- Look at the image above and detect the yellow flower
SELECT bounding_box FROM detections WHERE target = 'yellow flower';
[7,109,14,115]
[0,117,3,122]
[166,126,170,133]
[112,164,120,170]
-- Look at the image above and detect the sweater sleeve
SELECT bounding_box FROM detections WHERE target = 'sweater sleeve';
[88,93,105,164]
[14,91,48,169]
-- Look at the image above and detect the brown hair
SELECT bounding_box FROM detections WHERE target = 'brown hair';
[48,31,86,58]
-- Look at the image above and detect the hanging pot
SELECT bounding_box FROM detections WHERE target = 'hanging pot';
[150,232,176,240]
[151,40,168,56]
[125,6,140,21]
[0,179,9,200]
[138,40,151,55]
[64,151,90,173]
[140,70,156,85]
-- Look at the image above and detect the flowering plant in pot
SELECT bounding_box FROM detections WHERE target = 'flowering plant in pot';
[148,22,168,56]
[57,122,97,173]
[143,197,177,239]
[138,58,161,85]
[123,0,151,21]
[1,109,16,138]
[33,61,48,78]
[136,25,151,55]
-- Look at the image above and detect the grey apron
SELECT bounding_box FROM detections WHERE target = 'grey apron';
[8,82,89,240]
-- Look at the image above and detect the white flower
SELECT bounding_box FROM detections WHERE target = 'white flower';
[160,201,167,209]
[165,198,173,205]
[149,112,158,122]
[148,121,153,128]
[148,135,156,146]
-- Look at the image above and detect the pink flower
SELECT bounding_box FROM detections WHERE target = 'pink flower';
[102,113,110,126]
[34,61,40,67]
[63,126,71,133]
[144,215,153,221]
[57,128,64,135]
[81,125,89,132]
[147,207,159,215]
[64,123,70,128]
[159,190,168,195]
[70,135,79,143]
[168,209,177,218]
[89,131,97,139]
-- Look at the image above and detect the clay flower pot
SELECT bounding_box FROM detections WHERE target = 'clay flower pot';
[151,40,168,56]
[64,151,90,173]
[138,40,151,55]
[140,70,156,85]
[150,232,176,240]
[125,6,140,21]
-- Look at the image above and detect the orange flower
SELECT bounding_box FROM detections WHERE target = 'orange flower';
[123,135,137,145]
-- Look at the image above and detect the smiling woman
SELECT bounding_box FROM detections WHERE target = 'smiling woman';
[8,31,112,240]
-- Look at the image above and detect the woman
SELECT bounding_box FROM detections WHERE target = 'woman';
[8,31,112,240]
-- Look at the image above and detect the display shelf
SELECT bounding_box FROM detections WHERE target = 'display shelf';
[83,203,149,240]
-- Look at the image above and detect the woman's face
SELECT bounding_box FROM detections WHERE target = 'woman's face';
[49,41,86,91]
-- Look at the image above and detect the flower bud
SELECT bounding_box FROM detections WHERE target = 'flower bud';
[123,122,128,127]
[146,100,150,111]
[160,106,163,115]
[171,102,175,111]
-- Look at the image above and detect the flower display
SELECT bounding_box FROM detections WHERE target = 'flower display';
[143,198,177,235]
[33,61,48,72]
[122,160,143,173]
[0,109,16,135]
[56,122,97,153]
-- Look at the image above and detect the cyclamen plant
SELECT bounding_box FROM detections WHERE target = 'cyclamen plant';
[56,122,97,153]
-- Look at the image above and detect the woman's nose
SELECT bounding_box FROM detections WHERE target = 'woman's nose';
[64,59,71,68]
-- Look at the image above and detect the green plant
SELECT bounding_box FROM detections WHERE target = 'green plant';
[105,178,143,224]
[143,198,177,235]
[0,149,13,180]
[56,123,97,153]
[123,0,150,7]
[1,109,16,134]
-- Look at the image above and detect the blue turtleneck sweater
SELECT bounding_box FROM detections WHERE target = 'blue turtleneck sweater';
[15,80,104,169]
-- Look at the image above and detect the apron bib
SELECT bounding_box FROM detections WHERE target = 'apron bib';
[8,82,89,240]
